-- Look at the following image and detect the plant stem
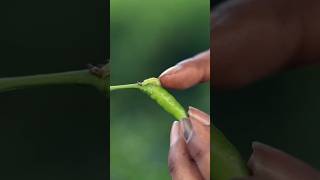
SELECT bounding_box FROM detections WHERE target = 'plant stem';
[0,65,108,93]
[110,83,141,91]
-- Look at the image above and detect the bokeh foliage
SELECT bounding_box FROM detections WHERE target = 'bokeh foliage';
[110,0,210,179]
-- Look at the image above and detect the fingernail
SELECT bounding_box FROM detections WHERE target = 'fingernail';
[181,118,193,143]
[170,121,180,147]
[188,106,210,126]
[159,65,182,78]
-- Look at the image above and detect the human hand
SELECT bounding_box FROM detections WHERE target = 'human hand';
[168,107,210,180]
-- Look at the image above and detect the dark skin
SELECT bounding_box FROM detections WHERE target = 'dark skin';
[159,0,320,179]
[213,0,320,89]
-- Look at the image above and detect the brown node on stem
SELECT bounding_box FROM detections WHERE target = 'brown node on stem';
[88,63,109,79]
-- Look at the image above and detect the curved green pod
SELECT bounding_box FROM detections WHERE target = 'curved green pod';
[110,77,187,120]
[139,78,187,120]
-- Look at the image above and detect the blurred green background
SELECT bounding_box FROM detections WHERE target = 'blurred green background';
[214,0,320,171]
[110,0,210,179]
[0,0,108,179]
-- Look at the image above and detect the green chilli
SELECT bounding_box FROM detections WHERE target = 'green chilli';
[110,77,187,120]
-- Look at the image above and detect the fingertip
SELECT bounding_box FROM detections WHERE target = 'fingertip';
[159,65,182,78]
[158,73,175,88]
[170,121,180,147]
[159,76,189,90]
[159,66,199,90]
[159,53,209,89]
[159,65,190,90]
[188,106,210,126]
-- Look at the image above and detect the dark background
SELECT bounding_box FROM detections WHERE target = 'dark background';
[212,0,224,7]
[0,0,109,179]
[213,0,320,170]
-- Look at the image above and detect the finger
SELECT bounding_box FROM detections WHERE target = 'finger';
[247,142,320,180]
[213,0,304,89]
[169,121,204,180]
[159,50,210,90]
[181,107,210,180]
